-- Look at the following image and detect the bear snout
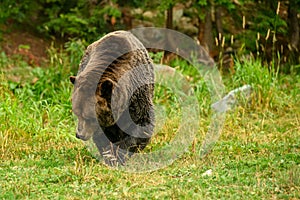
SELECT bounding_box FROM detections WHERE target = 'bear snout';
[76,132,90,141]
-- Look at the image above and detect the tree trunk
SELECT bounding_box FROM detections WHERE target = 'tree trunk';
[197,16,205,44]
[166,5,173,29]
[164,5,174,63]
[288,0,299,50]
[215,6,223,40]
[203,8,214,51]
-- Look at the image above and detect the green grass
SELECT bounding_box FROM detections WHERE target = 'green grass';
[0,49,299,199]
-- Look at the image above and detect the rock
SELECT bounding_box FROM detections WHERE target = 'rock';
[173,9,184,24]
[176,17,198,35]
[202,169,213,177]
[143,11,155,19]
[131,8,143,15]
[211,85,252,113]
[132,19,154,28]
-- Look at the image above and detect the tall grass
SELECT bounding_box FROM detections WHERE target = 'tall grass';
[230,58,277,110]
[0,49,76,161]
[0,45,299,199]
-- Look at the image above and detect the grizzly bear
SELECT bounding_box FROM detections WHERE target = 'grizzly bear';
[70,31,155,166]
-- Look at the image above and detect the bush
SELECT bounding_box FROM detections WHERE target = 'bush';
[0,0,122,42]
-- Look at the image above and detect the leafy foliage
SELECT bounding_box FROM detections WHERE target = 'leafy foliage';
[0,0,299,65]
[38,0,122,41]
[0,0,40,24]
[0,0,122,42]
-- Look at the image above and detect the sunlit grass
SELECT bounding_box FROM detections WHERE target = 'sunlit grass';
[0,49,299,199]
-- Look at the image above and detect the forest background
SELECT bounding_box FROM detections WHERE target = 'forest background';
[1,0,300,70]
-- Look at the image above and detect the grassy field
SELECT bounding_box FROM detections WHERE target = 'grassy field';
[0,47,299,199]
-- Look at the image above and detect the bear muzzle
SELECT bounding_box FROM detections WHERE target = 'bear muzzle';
[76,132,91,141]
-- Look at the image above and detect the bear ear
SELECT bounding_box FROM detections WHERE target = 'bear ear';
[70,76,76,84]
[100,79,113,100]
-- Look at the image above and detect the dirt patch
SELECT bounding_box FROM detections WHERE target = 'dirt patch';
[1,29,51,66]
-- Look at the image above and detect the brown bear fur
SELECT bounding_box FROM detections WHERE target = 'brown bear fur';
[70,31,155,165]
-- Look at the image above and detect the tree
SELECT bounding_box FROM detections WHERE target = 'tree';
[194,0,237,51]
[288,0,300,51]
